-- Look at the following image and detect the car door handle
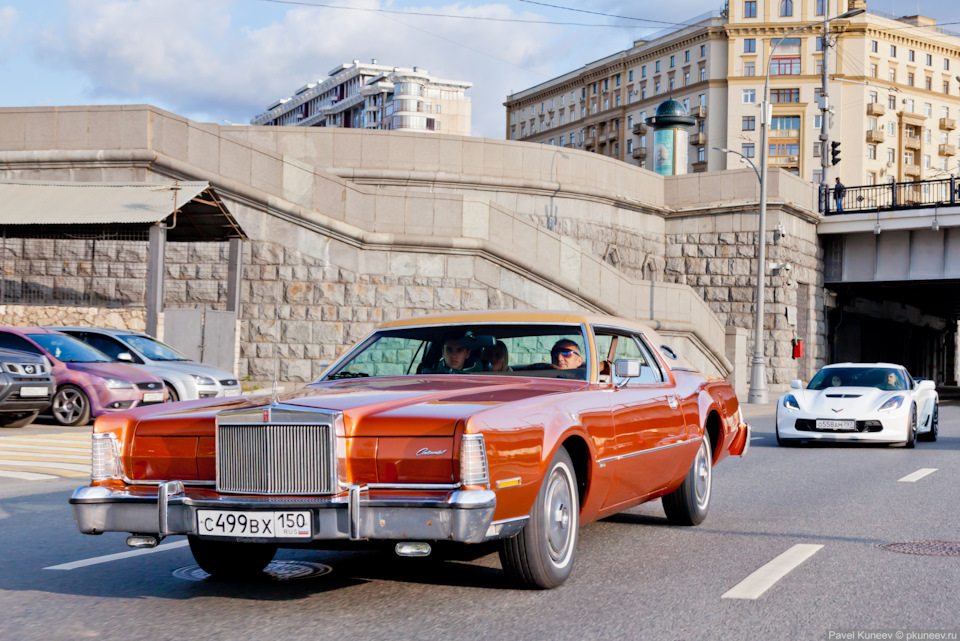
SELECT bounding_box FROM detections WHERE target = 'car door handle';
[667,397,678,409]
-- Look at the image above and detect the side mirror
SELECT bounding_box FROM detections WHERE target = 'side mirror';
[117,352,134,362]
[917,380,935,391]
[614,359,642,378]
[790,379,803,389]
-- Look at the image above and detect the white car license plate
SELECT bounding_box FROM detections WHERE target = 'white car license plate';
[142,392,164,403]
[223,389,240,397]
[816,419,856,431]
[19,386,50,397]
[197,510,312,539]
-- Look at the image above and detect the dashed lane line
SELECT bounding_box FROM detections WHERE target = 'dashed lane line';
[0,470,58,481]
[898,468,937,483]
[721,544,824,600]
[45,540,190,570]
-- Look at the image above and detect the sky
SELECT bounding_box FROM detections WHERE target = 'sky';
[0,0,958,139]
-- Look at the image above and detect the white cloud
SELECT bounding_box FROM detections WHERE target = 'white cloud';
[35,0,572,137]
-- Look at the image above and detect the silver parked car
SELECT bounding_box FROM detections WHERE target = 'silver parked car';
[0,348,55,428]
[49,328,241,402]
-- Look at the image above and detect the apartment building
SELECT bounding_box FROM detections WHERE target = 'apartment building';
[504,1,960,187]
[252,60,472,135]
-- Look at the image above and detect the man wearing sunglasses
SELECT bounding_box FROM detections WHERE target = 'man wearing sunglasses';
[551,340,584,370]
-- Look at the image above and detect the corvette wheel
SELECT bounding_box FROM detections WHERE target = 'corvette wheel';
[499,446,578,589]
[52,385,91,427]
[663,431,712,525]
[919,402,938,442]
[904,404,918,449]
[187,536,277,580]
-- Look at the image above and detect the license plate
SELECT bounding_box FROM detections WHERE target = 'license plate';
[19,386,50,397]
[142,392,164,403]
[197,510,312,539]
[816,419,856,431]
[223,389,240,397]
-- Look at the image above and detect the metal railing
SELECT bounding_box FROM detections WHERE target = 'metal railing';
[823,176,960,215]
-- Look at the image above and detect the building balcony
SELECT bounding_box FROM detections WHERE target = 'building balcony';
[904,136,922,150]
[632,147,647,159]
[607,129,618,141]
[866,129,885,143]
[903,164,921,177]
[941,118,957,131]
[867,102,886,116]
[769,155,800,167]
[691,105,707,118]
[584,136,596,147]
[940,143,957,156]
[692,160,708,173]
[632,122,647,135]
[770,129,800,139]
[689,132,706,145]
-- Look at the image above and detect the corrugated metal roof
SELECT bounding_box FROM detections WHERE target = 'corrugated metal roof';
[0,181,210,225]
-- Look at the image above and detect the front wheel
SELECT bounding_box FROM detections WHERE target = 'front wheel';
[904,404,918,449]
[499,447,579,589]
[919,402,938,442]
[51,385,91,426]
[0,411,39,429]
[187,536,277,580]
[165,384,180,403]
[662,431,712,525]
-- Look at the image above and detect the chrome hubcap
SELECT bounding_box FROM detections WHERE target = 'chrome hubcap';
[694,440,712,508]
[544,467,574,563]
[53,389,84,423]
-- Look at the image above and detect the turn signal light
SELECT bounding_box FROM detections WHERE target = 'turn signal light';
[459,434,489,486]
[91,433,121,481]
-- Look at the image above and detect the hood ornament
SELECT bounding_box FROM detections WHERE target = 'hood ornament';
[831,408,844,413]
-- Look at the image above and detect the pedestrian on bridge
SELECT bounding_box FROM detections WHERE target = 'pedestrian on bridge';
[834,177,845,213]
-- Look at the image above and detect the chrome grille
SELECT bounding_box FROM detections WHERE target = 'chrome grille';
[216,423,336,495]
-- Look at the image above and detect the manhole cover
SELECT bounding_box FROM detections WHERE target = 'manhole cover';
[878,541,960,557]
[173,560,333,582]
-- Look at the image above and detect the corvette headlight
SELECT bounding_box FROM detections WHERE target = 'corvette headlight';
[783,394,800,411]
[193,375,216,386]
[878,395,904,412]
[102,377,133,389]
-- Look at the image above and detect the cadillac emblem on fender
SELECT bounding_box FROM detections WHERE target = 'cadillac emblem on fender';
[69,310,750,589]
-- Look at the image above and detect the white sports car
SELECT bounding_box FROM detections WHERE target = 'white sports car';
[776,363,939,447]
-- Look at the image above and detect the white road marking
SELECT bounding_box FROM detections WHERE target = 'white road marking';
[721,544,824,600]
[898,468,937,483]
[0,447,91,460]
[0,443,91,454]
[45,540,190,571]
[0,470,57,481]
[750,436,763,441]
[0,437,90,448]
[0,459,91,472]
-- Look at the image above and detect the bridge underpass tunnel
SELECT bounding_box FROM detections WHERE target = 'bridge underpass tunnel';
[826,282,958,385]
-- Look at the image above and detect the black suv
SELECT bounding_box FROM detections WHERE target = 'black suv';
[0,348,55,428]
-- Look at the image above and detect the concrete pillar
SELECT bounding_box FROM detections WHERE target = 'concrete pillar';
[725,326,750,399]
[226,237,243,313]
[145,224,167,338]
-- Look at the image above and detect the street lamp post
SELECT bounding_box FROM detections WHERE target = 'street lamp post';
[745,6,864,403]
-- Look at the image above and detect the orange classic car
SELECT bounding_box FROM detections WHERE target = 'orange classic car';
[71,311,750,588]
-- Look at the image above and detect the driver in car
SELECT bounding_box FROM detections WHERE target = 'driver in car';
[551,340,584,370]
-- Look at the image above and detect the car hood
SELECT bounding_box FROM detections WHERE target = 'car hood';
[133,376,586,437]
[142,360,235,381]
[66,361,163,384]
[790,387,900,416]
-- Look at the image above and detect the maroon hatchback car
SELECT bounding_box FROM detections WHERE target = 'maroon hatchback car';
[0,327,168,426]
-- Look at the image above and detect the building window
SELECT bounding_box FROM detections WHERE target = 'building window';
[780,0,793,17]
[945,81,951,94]
[684,72,690,85]
[813,142,821,157]
[744,62,755,76]
[943,106,951,118]
[669,78,675,91]
[946,59,951,71]
[905,98,914,113]
[742,89,756,104]
[870,64,878,78]
[813,169,823,184]
[615,94,621,107]
[699,94,706,106]
[871,41,878,53]
[769,141,800,156]
[700,44,706,56]
[907,73,914,86]
[887,122,895,137]
[867,172,877,185]
[744,38,756,53]
[641,86,647,99]
[924,103,932,117]
[771,57,801,75]
[655,82,660,95]
[616,74,621,86]
[742,115,756,130]
[815,0,825,16]
[770,88,800,103]
[641,65,646,77]
[742,143,755,158]
[744,1,757,18]
[909,50,915,62]
[924,128,932,143]
[683,98,690,111]
[889,68,896,83]
[700,67,707,81]
[628,70,634,82]
[867,117,876,130]
[627,139,633,153]
[816,37,823,52]
[868,145,877,159]
[888,94,896,109]
[559,135,564,146]
[926,54,932,66]
[656,61,661,73]
[925,77,932,91]
[670,55,675,67]
[887,148,895,163]
[698,147,705,162]
[815,114,823,128]
[890,45,897,57]
[685,50,690,63]
[771,116,800,131]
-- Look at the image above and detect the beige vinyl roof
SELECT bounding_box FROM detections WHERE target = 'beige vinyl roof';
[0,180,209,225]
[0,180,246,241]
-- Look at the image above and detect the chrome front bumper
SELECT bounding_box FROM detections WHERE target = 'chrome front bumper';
[70,483,498,544]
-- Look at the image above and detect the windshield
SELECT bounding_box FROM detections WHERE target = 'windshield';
[322,324,589,381]
[809,367,908,391]
[28,333,112,363]
[124,335,190,361]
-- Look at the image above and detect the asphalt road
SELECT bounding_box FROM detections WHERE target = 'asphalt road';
[1,404,959,641]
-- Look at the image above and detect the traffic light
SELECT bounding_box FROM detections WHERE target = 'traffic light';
[830,141,841,166]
